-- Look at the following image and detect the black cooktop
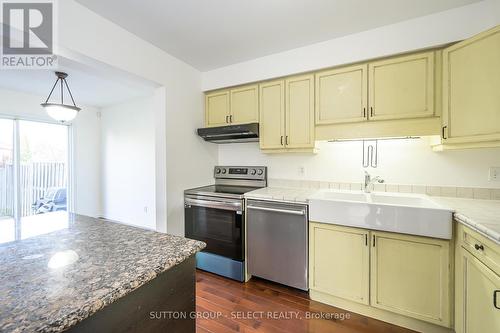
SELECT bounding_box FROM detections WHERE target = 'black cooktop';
[184,185,259,199]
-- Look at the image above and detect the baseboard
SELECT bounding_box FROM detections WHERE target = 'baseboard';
[309,290,453,333]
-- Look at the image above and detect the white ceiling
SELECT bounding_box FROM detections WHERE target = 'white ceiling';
[75,0,481,71]
[0,61,158,108]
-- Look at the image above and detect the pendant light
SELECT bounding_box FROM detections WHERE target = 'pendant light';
[41,71,81,122]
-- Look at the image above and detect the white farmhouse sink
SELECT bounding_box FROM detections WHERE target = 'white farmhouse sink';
[308,191,454,239]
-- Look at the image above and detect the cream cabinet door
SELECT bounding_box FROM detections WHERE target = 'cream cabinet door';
[368,51,435,121]
[309,223,370,304]
[370,231,450,327]
[315,64,368,124]
[259,80,285,149]
[205,91,230,127]
[285,74,315,148]
[442,25,500,144]
[230,84,259,125]
[456,248,500,333]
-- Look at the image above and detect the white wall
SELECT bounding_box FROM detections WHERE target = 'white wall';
[219,139,500,188]
[100,95,156,229]
[57,0,218,234]
[0,88,102,216]
[202,0,500,90]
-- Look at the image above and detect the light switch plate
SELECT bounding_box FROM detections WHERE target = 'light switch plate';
[489,167,500,181]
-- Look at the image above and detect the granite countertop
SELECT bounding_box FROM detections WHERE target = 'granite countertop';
[431,197,500,244]
[0,213,205,333]
[244,187,319,203]
[246,187,500,245]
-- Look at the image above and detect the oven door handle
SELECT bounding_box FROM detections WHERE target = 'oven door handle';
[185,197,242,212]
[247,205,306,216]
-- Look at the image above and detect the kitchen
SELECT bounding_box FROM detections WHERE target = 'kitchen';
[1,1,500,333]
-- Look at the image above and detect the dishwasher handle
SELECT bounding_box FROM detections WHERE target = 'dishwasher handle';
[247,205,306,216]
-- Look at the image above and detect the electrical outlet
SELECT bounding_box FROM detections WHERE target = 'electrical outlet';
[489,167,500,181]
[144,206,148,213]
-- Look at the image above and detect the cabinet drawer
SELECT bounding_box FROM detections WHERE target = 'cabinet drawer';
[458,223,500,276]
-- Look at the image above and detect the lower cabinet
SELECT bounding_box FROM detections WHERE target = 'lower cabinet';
[455,224,500,333]
[309,222,451,330]
[310,223,369,304]
[370,231,450,327]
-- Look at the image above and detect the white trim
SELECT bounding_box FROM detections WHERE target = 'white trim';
[67,125,76,214]
[12,120,21,239]
[0,112,71,126]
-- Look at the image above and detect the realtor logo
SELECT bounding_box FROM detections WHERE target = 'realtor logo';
[1,0,57,68]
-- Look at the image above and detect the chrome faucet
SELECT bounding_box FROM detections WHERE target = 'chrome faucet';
[364,171,384,193]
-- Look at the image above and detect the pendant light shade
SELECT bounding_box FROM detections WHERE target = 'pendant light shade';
[41,72,81,122]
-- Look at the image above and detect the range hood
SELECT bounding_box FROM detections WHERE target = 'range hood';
[197,123,259,143]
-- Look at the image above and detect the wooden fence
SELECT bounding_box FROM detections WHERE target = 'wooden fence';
[0,162,66,217]
[0,165,14,217]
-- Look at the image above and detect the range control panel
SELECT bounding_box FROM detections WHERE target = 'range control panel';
[214,166,267,180]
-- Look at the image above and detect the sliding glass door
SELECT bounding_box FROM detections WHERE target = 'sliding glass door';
[0,117,69,243]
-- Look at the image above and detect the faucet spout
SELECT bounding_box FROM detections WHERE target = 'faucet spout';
[363,171,384,193]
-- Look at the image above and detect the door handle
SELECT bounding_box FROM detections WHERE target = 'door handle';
[370,107,374,117]
[372,235,376,247]
[494,290,500,310]
[229,115,233,123]
[363,107,366,118]
[247,205,306,216]
[225,115,229,123]
[474,243,484,251]
[285,136,289,145]
[281,136,284,146]
[442,125,448,140]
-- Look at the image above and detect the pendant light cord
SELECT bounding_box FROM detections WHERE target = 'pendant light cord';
[44,77,79,107]
[44,77,59,103]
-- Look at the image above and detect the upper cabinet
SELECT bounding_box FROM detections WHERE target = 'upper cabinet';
[259,80,285,150]
[205,91,230,127]
[314,51,440,140]
[285,75,315,149]
[259,75,315,152]
[230,85,259,125]
[205,84,259,127]
[202,25,499,151]
[369,51,435,121]
[439,25,500,149]
[315,64,368,125]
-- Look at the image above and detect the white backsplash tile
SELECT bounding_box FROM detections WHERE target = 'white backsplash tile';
[267,178,500,200]
[473,188,492,200]
[441,187,457,198]
[411,185,426,194]
[457,187,474,199]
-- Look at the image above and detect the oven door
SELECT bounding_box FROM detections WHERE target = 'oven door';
[184,195,244,261]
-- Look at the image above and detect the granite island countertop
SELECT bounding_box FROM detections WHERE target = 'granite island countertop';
[245,187,500,245]
[0,213,205,333]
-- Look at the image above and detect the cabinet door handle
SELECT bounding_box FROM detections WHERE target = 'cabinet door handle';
[225,115,229,123]
[372,235,375,247]
[494,290,500,310]
[280,136,284,146]
[365,234,368,246]
[442,125,448,139]
[370,107,374,117]
[285,136,289,145]
[363,107,366,118]
[474,243,484,251]
[229,115,233,123]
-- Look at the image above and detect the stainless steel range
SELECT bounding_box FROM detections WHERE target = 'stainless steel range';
[184,166,267,281]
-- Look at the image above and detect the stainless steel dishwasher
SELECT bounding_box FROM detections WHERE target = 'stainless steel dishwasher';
[247,199,308,290]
